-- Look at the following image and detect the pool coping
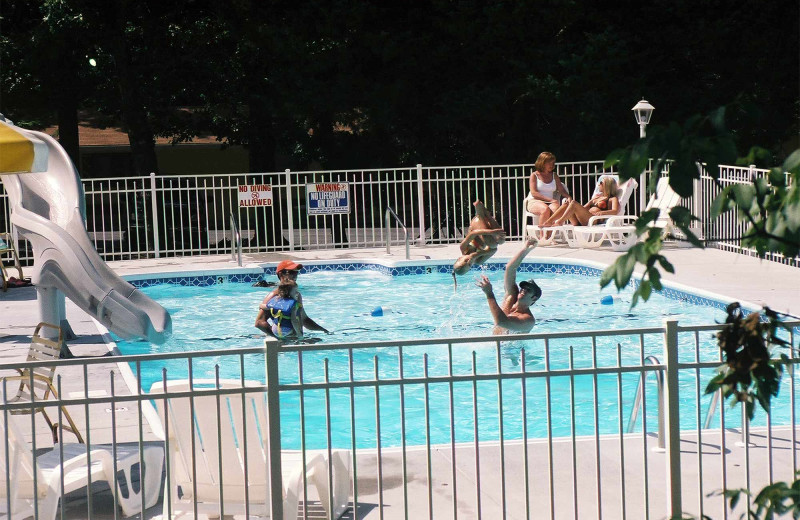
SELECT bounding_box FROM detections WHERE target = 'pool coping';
[122,256,762,314]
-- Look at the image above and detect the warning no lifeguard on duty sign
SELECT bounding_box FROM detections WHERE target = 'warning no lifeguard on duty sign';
[238,184,273,207]
[306,182,350,215]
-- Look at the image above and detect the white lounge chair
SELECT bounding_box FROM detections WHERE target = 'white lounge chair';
[0,401,164,520]
[572,176,680,251]
[150,379,351,520]
[524,174,637,247]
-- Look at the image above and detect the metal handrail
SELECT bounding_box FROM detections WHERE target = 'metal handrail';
[627,355,665,450]
[703,391,719,429]
[230,212,242,266]
[385,207,410,260]
[704,390,751,446]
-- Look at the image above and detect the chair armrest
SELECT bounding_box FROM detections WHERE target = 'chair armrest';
[587,215,636,227]
[586,215,613,227]
[0,373,54,385]
[606,215,637,227]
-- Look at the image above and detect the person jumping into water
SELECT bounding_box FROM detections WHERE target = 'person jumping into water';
[453,200,507,280]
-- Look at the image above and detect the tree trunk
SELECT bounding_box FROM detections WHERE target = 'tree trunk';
[110,0,158,177]
[55,66,80,168]
[247,97,276,174]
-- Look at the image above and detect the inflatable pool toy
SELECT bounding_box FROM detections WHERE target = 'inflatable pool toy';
[600,295,620,305]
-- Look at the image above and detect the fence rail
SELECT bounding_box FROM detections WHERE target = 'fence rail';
[1,160,796,267]
[3,319,799,519]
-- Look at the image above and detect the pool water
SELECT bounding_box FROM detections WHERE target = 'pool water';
[117,267,751,449]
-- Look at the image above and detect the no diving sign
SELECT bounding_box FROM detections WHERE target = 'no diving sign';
[238,184,273,207]
[307,182,350,215]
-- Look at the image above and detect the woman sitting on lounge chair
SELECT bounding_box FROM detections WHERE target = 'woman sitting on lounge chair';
[540,177,620,227]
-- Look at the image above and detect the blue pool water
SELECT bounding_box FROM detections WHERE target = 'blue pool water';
[116,264,779,449]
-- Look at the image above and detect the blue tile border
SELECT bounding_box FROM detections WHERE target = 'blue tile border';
[128,261,731,310]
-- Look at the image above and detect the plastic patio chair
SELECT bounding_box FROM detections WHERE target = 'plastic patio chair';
[0,392,164,520]
[572,176,680,251]
[0,322,83,444]
[150,379,352,520]
[524,174,638,247]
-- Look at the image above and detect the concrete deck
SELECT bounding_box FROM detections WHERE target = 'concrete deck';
[2,241,799,519]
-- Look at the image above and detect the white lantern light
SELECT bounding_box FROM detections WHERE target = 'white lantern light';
[632,99,655,138]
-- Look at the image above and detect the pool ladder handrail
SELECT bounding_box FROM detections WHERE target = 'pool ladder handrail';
[627,355,665,450]
[385,206,410,260]
[703,390,752,446]
[230,211,242,266]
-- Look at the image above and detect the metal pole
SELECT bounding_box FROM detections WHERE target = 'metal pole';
[385,208,391,256]
[416,164,426,245]
[150,172,160,258]
[285,169,294,251]
[264,338,283,520]
[662,319,683,518]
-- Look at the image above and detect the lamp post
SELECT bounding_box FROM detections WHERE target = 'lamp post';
[632,99,655,138]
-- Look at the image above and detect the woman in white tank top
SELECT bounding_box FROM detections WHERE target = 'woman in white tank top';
[527,151,570,223]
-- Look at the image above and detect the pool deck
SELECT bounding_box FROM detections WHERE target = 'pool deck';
[1,241,799,519]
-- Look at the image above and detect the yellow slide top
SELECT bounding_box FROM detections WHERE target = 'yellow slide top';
[0,119,41,174]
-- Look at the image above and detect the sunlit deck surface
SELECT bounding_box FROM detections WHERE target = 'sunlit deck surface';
[2,242,799,519]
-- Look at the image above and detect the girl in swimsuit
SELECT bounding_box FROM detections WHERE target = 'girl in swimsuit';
[541,177,620,227]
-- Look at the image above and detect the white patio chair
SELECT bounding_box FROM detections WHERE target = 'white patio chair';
[0,397,163,520]
[150,379,351,520]
[524,174,637,247]
[573,176,680,251]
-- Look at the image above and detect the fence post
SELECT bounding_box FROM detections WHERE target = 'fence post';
[639,160,649,212]
[149,172,160,258]
[663,319,683,518]
[416,164,426,245]
[693,163,702,240]
[285,169,294,251]
[264,337,284,520]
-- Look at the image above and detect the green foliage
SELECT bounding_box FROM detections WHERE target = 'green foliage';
[704,303,789,421]
[716,477,800,520]
[602,100,800,305]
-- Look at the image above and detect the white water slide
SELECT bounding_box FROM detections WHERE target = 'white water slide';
[0,117,170,344]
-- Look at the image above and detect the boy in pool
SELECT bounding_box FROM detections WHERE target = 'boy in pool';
[476,237,540,334]
[453,200,507,280]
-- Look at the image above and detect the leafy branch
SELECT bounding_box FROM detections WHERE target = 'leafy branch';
[600,101,800,305]
[704,303,790,421]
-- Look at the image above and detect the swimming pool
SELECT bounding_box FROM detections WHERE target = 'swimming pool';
[117,261,751,449]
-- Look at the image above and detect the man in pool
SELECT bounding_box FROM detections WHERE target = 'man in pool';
[255,260,330,336]
[476,237,541,334]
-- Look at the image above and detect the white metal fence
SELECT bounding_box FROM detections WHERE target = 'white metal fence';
[1,160,796,267]
[0,161,627,262]
[3,319,799,519]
